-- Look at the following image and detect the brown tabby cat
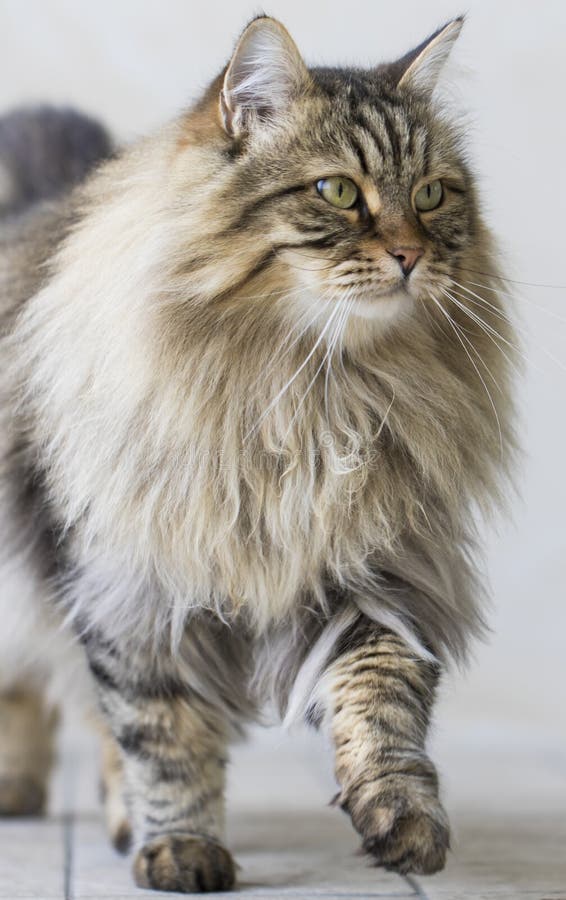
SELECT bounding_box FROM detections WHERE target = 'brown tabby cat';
[0,15,515,893]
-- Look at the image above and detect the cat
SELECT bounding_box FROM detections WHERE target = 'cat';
[0,14,516,894]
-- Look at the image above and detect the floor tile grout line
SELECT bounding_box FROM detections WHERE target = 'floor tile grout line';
[62,810,74,900]
[403,874,429,899]
[61,740,79,900]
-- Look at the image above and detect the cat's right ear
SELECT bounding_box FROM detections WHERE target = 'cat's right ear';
[220,17,311,138]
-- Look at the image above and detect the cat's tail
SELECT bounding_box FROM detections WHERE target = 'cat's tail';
[0,105,113,217]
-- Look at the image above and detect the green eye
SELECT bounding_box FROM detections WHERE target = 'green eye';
[316,176,359,209]
[414,180,443,212]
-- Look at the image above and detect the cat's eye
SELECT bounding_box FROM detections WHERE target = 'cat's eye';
[414,180,443,212]
[316,176,359,210]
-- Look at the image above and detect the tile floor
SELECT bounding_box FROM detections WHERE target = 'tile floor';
[0,719,564,899]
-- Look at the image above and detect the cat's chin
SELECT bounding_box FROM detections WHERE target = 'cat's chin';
[350,290,414,323]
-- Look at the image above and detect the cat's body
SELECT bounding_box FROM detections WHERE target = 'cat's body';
[0,17,515,893]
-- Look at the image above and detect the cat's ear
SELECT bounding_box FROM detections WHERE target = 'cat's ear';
[393,18,464,97]
[220,16,311,137]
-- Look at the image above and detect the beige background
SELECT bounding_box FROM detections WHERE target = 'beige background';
[1,0,564,765]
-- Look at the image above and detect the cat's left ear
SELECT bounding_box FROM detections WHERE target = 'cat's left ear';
[393,17,464,97]
[220,16,311,137]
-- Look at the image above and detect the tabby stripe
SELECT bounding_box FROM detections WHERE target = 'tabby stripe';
[89,658,119,691]
[145,788,222,827]
[378,101,402,165]
[223,183,306,233]
[350,136,371,175]
[337,676,425,714]
[355,109,387,162]
[332,662,432,699]
[345,763,438,795]
[149,756,201,783]
[274,234,345,252]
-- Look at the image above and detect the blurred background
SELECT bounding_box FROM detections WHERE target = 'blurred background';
[1,0,564,833]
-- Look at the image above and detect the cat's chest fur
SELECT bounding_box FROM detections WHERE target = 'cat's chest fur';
[19,257,485,637]
[110,354,447,631]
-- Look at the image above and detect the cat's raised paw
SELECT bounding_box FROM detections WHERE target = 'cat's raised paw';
[133,832,236,893]
[342,774,450,875]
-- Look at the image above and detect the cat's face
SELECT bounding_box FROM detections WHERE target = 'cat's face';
[227,75,473,325]
[197,16,475,332]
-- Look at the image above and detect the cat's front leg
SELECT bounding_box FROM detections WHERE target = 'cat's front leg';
[85,632,236,894]
[326,623,449,875]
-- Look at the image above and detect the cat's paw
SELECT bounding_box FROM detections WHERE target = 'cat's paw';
[133,832,236,893]
[340,770,450,875]
[0,775,46,817]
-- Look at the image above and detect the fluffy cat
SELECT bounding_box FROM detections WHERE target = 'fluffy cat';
[0,15,515,893]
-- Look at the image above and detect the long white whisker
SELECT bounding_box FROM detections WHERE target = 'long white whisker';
[451,279,566,374]
[428,293,503,456]
[286,299,348,440]
[324,295,352,420]
[245,301,342,440]
[457,266,566,291]
[457,277,566,326]
[438,290,507,392]
[439,287,522,381]
[248,294,330,394]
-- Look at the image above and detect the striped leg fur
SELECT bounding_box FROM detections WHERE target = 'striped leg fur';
[327,626,449,875]
[86,639,236,894]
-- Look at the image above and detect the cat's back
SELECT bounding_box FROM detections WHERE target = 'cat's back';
[0,106,113,332]
[0,201,71,331]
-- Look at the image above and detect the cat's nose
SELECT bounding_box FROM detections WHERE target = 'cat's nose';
[388,246,424,277]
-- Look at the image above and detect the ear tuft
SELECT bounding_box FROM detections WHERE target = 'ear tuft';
[220,17,311,137]
[396,17,464,97]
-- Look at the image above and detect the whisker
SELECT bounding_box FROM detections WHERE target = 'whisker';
[248,296,330,394]
[439,288,519,383]
[279,257,341,274]
[235,283,319,303]
[456,277,566,326]
[457,265,566,291]
[286,299,348,439]
[451,280,566,374]
[281,247,348,264]
[245,301,342,440]
[428,292,503,456]
[324,295,353,420]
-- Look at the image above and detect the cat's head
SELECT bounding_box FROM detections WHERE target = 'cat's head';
[167,16,487,343]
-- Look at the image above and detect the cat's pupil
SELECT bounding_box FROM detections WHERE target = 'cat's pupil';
[338,181,344,198]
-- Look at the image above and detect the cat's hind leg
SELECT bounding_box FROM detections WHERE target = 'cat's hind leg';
[0,684,58,816]
[83,618,245,894]
[97,720,132,853]
[0,558,68,818]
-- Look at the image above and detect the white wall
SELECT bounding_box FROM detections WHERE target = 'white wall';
[1,0,564,746]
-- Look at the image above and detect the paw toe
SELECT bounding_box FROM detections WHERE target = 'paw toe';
[134,833,236,893]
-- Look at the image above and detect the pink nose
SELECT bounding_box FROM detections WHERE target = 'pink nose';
[388,246,424,277]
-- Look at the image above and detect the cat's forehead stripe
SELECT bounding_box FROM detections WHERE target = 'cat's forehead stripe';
[350,101,419,173]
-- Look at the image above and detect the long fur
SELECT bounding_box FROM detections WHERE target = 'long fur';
[0,21,515,740]
[0,19,518,885]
